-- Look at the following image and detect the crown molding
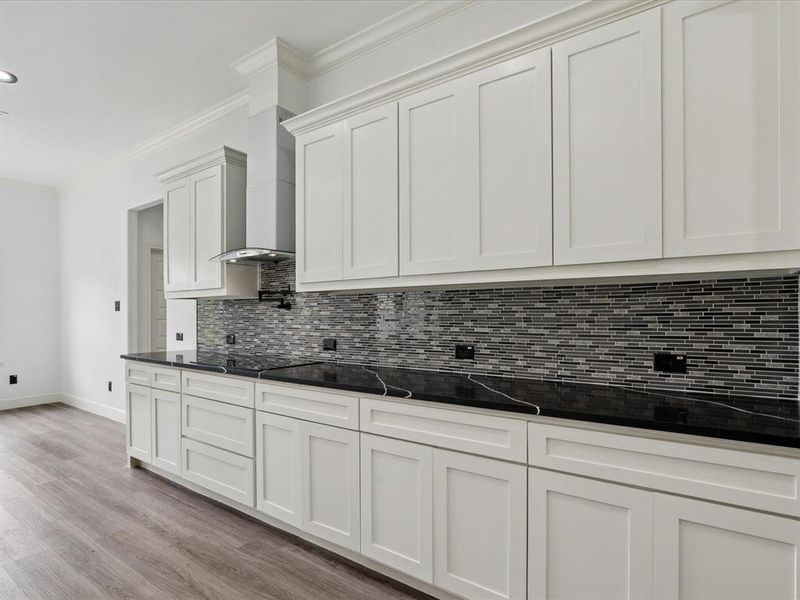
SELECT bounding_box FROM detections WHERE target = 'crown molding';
[283,0,668,136]
[231,38,310,79]
[155,145,246,183]
[230,1,478,82]
[306,0,478,78]
[116,90,249,165]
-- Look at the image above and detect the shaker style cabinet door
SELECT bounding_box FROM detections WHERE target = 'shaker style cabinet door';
[552,9,662,265]
[190,165,224,291]
[164,178,192,292]
[126,384,152,463]
[151,389,180,475]
[360,434,433,582]
[300,421,360,551]
[399,78,470,276]
[653,494,800,600]
[432,449,527,600]
[461,48,553,271]
[528,469,654,600]
[296,122,344,283]
[255,411,302,528]
[663,0,800,257]
[343,103,399,280]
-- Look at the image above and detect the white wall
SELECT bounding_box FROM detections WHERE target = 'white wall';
[58,111,248,421]
[0,179,61,407]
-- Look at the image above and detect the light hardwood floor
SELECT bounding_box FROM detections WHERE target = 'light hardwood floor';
[0,403,431,600]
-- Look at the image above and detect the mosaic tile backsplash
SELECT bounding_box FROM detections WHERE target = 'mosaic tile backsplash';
[196,260,799,399]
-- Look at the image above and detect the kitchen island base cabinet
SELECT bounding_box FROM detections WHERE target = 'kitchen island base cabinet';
[433,450,527,600]
[528,469,654,600]
[654,494,800,600]
[360,434,433,583]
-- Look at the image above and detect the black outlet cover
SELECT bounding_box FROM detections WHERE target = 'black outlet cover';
[654,352,688,374]
[455,344,476,360]
[323,338,337,351]
[107,381,112,392]
[114,301,121,312]
[176,332,184,342]
[9,375,17,385]
[226,334,236,345]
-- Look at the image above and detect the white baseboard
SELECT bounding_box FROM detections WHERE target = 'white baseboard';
[59,394,126,423]
[0,393,61,411]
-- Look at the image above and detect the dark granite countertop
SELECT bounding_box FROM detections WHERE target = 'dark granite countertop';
[122,351,800,449]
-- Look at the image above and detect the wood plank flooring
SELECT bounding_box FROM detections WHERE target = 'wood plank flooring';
[0,403,431,600]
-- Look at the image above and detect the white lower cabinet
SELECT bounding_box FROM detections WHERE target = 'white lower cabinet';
[654,494,800,600]
[151,389,181,475]
[433,449,527,600]
[181,438,254,507]
[255,412,302,527]
[300,421,360,551]
[360,434,433,582]
[528,468,654,600]
[126,384,152,463]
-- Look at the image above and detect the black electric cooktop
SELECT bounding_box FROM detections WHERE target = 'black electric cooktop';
[122,350,320,377]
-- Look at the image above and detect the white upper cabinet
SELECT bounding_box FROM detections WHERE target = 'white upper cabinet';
[296,123,344,283]
[663,0,800,257]
[399,48,553,276]
[343,104,399,280]
[552,9,662,265]
[399,80,467,275]
[158,147,256,299]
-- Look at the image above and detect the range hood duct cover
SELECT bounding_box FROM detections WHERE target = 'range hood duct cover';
[214,105,296,264]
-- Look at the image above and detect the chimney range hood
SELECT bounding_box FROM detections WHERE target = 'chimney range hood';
[212,105,296,264]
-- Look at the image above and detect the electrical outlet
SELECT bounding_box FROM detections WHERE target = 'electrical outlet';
[226,334,236,345]
[114,300,121,312]
[455,344,476,360]
[176,332,184,341]
[654,352,687,374]
[9,375,17,385]
[107,381,112,392]
[323,338,337,351]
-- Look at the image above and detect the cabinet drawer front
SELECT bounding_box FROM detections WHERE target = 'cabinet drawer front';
[255,382,358,429]
[125,362,153,387]
[152,367,181,393]
[529,423,800,516]
[181,438,254,507]
[182,395,254,457]
[361,399,527,462]
[182,371,254,408]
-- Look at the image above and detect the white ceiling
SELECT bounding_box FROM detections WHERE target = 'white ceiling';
[0,0,412,190]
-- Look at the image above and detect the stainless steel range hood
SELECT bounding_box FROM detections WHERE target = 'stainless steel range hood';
[213,105,296,264]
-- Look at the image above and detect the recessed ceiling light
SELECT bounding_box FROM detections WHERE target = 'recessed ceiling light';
[0,71,18,84]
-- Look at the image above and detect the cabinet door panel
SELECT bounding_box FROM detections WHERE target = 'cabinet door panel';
[399,81,468,275]
[126,384,151,463]
[164,180,192,292]
[529,469,653,600]
[297,123,344,283]
[654,494,799,599]
[361,434,433,582]
[255,412,302,528]
[300,422,360,551]
[553,9,662,265]
[466,48,553,269]
[191,166,224,290]
[151,389,180,475]
[664,0,800,257]
[182,395,254,457]
[433,449,526,600]
[343,103,399,280]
